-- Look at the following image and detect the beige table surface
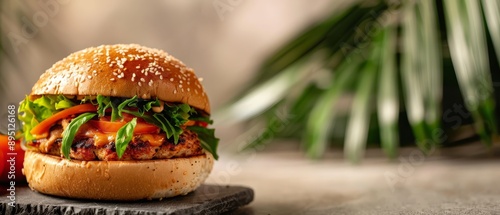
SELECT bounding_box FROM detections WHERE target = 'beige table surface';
[207,142,500,215]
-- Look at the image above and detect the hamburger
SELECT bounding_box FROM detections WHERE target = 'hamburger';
[18,44,218,200]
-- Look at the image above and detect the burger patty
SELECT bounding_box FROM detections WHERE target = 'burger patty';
[29,125,204,161]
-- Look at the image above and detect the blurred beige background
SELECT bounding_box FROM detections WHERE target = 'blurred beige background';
[1,0,351,143]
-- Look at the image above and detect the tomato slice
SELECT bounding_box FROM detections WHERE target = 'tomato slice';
[89,120,159,134]
[30,104,97,135]
[197,121,209,127]
[184,120,196,126]
[0,135,26,182]
[183,120,208,127]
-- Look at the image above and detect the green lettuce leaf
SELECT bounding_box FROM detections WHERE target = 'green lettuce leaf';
[18,97,37,141]
[189,114,214,124]
[61,113,96,159]
[188,126,219,160]
[141,98,160,112]
[96,95,111,117]
[18,95,75,141]
[122,103,191,144]
[117,96,139,115]
[115,118,137,158]
[53,95,76,110]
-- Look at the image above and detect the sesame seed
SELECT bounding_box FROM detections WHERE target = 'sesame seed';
[170,78,174,82]
[138,82,142,86]
[160,75,163,80]
[148,80,153,86]
[179,84,183,88]
[173,90,177,94]
[136,65,141,69]
[110,78,115,81]
[140,78,145,82]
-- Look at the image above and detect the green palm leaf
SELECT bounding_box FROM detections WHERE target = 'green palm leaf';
[305,54,361,159]
[344,60,377,163]
[401,0,442,153]
[482,0,500,63]
[377,26,398,159]
[216,0,500,161]
[444,0,496,146]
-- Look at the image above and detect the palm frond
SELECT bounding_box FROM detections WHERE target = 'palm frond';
[444,0,496,145]
[401,0,442,153]
[304,53,361,159]
[216,0,500,161]
[214,60,310,125]
[238,3,387,96]
[344,59,377,163]
[377,26,398,159]
[482,0,500,67]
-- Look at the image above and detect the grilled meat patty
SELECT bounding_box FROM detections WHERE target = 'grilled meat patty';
[29,124,204,161]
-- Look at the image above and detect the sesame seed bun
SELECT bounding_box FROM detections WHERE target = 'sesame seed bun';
[30,44,210,114]
[23,151,214,201]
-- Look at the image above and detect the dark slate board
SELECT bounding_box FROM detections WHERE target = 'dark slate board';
[0,184,254,215]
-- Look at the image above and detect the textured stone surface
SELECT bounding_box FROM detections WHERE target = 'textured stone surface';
[0,184,253,215]
[209,143,500,215]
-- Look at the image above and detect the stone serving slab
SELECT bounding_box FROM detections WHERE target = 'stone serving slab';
[0,184,254,215]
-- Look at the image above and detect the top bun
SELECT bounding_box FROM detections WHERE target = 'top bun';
[30,44,210,114]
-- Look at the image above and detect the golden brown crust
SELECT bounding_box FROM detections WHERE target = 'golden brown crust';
[30,44,210,113]
[23,151,214,200]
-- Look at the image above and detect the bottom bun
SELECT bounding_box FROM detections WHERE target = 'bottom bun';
[23,151,214,200]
